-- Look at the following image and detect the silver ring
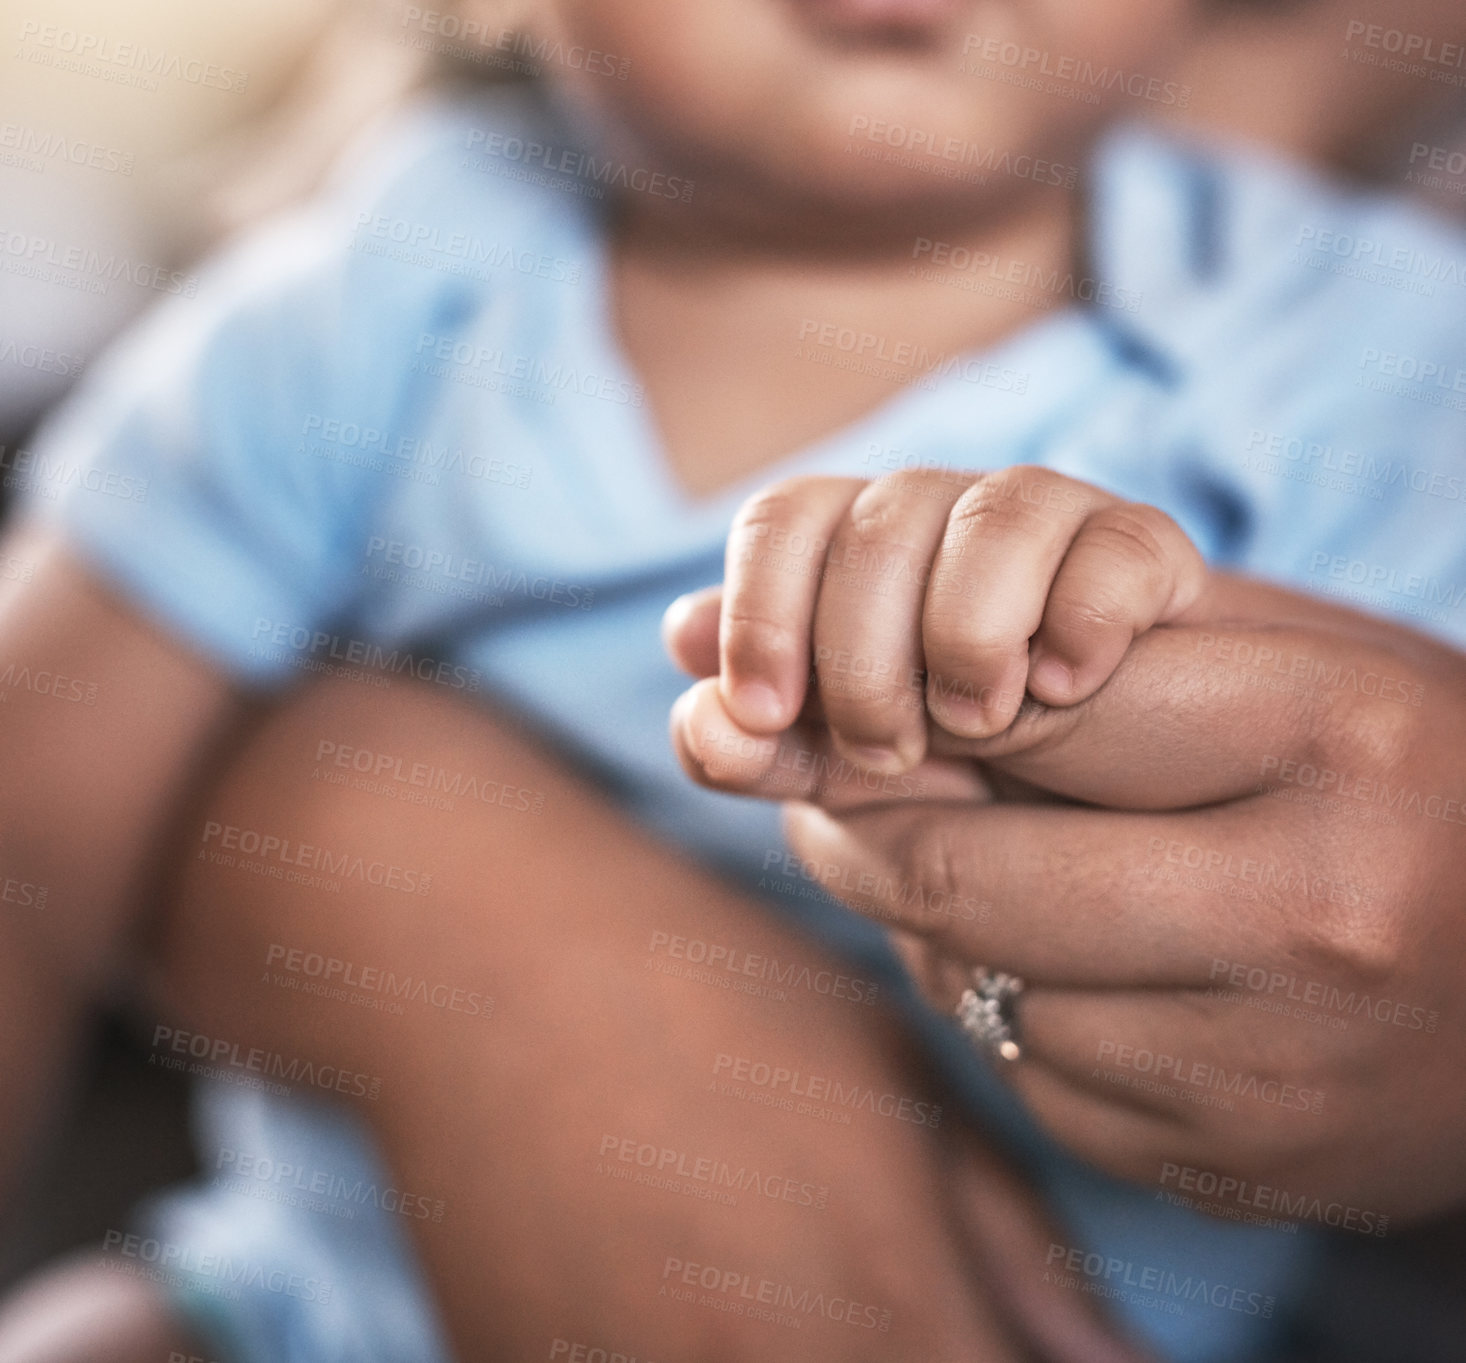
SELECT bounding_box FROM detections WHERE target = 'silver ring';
[956,967,1024,1063]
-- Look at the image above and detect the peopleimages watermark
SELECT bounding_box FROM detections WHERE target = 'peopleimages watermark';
[1206,959,1438,1035]
[199,820,434,898]
[0,444,146,506]
[1044,1243,1274,1318]
[148,1024,382,1103]
[1094,1040,1325,1115]
[1356,346,1466,412]
[312,739,545,816]
[1343,20,1466,88]
[758,849,991,927]
[795,318,1030,394]
[14,21,249,93]
[660,1256,892,1332]
[696,730,928,802]
[596,1133,830,1211]
[910,237,1141,312]
[1145,837,1377,913]
[1260,754,1466,829]
[363,535,595,612]
[1307,551,1466,623]
[1158,1162,1388,1237]
[1,875,47,911]
[0,337,85,378]
[299,414,532,490]
[1290,224,1466,295]
[264,942,494,1021]
[213,1145,446,1224]
[249,618,484,692]
[0,660,98,707]
[101,1230,328,1306]
[845,114,1078,189]
[397,5,631,81]
[462,128,693,204]
[1241,428,1462,503]
[1404,141,1466,197]
[0,120,134,176]
[1193,631,1425,707]
[0,227,197,298]
[352,212,583,286]
[412,330,644,407]
[647,930,881,1006]
[711,1053,942,1128]
[958,35,1191,108]
[548,1340,656,1363]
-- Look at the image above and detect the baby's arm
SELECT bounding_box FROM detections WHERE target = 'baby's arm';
[0,520,244,1218]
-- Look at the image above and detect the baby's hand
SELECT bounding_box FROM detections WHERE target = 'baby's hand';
[671,466,1207,776]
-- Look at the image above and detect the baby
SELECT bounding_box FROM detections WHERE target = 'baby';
[5,0,1466,1359]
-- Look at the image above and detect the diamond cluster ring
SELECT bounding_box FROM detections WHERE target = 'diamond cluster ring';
[956,968,1025,1062]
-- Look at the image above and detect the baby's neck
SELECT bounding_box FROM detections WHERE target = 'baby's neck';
[609,189,1079,502]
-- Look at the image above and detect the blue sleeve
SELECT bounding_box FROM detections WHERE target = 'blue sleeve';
[16,156,453,687]
[1203,270,1466,650]
[1133,189,1466,651]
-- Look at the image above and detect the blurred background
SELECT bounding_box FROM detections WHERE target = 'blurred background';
[4,0,1466,1356]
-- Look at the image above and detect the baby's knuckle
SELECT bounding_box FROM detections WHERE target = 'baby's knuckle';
[1084,505,1173,575]
[722,610,800,669]
[731,478,830,536]
[842,481,924,551]
[926,619,1022,676]
[948,474,1050,541]
[1048,589,1132,644]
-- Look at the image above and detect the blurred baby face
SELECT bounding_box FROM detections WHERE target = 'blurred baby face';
[530,0,1199,232]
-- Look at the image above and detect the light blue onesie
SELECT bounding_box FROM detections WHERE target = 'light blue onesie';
[22,81,1466,1363]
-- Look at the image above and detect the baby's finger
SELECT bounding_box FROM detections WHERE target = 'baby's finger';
[661,585,722,678]
[815,471,967,774]
[1027,502,1206,707]
[720,477,864,732]
[671,678,987,807]
[923,467,1102,738]
[672,676,871,803]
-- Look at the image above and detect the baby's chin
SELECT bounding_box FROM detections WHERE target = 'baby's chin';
[547,0,1084,238]
[628,89,1073,245]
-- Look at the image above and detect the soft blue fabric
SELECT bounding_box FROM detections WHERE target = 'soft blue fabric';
[26,83,1466,1361]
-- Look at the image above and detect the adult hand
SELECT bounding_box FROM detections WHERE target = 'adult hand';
[668,580,1466,1225]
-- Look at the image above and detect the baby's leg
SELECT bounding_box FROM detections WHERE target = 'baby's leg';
[144,677,1141,1362]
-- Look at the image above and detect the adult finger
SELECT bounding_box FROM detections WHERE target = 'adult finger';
[780,796,1338,987]
[928,624,1382,812]
[1011,986,1338,1131]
